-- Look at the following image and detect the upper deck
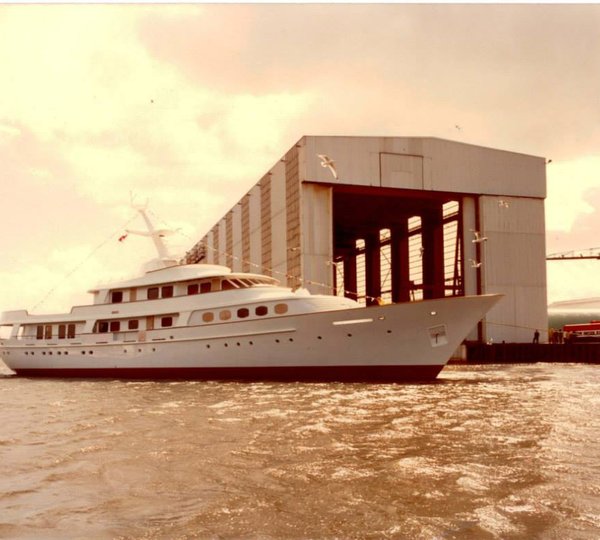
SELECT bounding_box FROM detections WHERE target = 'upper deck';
[0,264,282,325]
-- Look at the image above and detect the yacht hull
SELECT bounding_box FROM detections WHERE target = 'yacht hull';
[2,294,500,382]
[12,364,443,382]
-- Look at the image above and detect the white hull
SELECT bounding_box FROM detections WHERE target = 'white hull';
[1,294,500,382]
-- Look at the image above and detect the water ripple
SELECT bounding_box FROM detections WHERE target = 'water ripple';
[0,363,598,538]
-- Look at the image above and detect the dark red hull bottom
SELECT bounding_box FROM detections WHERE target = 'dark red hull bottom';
[13,364,444,382]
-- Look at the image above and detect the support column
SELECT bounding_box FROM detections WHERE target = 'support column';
[422,206,445,299]
[391,221,410,303]
[365,231,381,306]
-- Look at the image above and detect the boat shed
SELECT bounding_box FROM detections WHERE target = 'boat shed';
[185,136,547,343]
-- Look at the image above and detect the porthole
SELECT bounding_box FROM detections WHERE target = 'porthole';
[255,305,268,316]
[274,303,288,315]
[249,341,254,345]
[82,351,86,355]
[220,310,231,321]
[237,308,249,319]
[387,330,392,334]
[236,342,241,346]
[347,334,352,338]
[202,312,214,323]
[224,343,229,347]
[89,351,94,355]
[317,336,323,340]
[289,338,294,342]
[206,344,211,349]
[275,339,280,343]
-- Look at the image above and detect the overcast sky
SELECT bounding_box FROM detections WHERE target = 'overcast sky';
[1,4,600,313]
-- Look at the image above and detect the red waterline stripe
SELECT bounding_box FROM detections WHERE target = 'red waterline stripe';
[13,364,444,382]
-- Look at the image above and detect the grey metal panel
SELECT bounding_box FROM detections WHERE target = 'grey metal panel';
[301,183,333,295]
[203,233,213,265]
[380,153,424,189]
[301,136,545,198]
[270,161,287,281]
[303,136,382,186]
[231,204,242,272]
[480,195,547,342]
[423,138,546,198]
[249,185,262,273]
[218,219,226,267]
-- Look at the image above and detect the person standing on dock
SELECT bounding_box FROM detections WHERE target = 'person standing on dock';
[533,329,540,344]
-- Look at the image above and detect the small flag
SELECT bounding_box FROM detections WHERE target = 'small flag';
[118,234,128,242]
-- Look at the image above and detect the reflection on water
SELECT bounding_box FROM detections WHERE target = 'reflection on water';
[0,363,599,539]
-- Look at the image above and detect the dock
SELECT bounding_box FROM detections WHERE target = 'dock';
[457,343,600,364]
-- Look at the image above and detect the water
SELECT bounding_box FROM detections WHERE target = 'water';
[1,363,599,539]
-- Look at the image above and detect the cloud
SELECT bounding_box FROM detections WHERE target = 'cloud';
[137,4,600,160]
[1,4,600,312]
[546,156,600,239]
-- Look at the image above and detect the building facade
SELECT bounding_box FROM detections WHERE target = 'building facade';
[185,136,547,343]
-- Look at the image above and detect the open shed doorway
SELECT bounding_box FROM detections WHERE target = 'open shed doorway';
[332,185,464,306]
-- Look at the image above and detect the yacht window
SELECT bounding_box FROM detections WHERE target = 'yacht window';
[275,303,288,314]
[67,324,76,339]
[255,306,268,316]
[128,320,139,330]
[221,280,237,291]
[98,321,109,333]
[112,291,123,303]
[200,282,212,293]
[162,285,174,298]
[237,308,249,319]
[58,324,66,339]
[36,325,44,340]
[44,325,52,339]
[202,312,214,323]
[188,283,199,295]
[219,310,231,321]
[161,316,173,327]
[110,321,120,332]
[148,287,159,300]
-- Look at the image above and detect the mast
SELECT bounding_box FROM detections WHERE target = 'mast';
[126,201,179,270]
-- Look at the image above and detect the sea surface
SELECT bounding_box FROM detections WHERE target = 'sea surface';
[1,362,599,539]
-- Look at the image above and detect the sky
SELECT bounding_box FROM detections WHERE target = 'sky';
[1,4,600,314]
